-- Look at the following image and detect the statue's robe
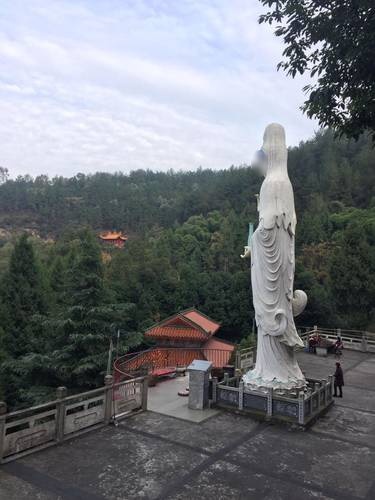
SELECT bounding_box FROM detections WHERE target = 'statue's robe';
[248,221,304,387]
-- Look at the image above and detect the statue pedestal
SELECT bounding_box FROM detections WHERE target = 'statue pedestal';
[211,375,334,428]
[243,371,306,392]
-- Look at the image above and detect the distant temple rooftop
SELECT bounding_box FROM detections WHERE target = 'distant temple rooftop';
[99,231,128,248]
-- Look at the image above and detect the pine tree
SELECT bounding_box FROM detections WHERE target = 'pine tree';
[0,234,47,407]
[1,234,46,356]
[47,229,141,389]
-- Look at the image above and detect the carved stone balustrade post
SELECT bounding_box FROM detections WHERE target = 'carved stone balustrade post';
[212,377,218,403]
[298,392,305,425]
[314,383,321,411]
[141,377,148,411]
[321,379,327,405]
[266,388,273,418]
[235,351,241,371]
[361,333,368,353]
[56,386,67,442]
[0,401,7,462]
[104,375,114,424]
[239,381,244,410]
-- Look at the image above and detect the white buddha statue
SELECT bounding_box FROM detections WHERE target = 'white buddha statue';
[243,123,307,390]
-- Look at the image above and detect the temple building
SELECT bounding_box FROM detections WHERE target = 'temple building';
[144,308,235,368]
[145,308,220,347]
[114,308,235,380]
[99,231,128,248]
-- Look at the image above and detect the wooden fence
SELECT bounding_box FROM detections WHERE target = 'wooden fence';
[0,375,148,464]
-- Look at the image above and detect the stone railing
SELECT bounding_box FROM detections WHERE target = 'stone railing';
[235,346,255,371]
[299,326,375,353]
[211,375,333,427]
[0,375,148,464]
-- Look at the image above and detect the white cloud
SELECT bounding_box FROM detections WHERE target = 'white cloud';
[0,0,317,178]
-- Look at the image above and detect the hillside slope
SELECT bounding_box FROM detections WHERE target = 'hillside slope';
[0,129,373,334]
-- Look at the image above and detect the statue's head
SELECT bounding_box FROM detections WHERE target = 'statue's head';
[251,149,268,176]
[252,123,287,177]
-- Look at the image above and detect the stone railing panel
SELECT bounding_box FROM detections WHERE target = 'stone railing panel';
[113,378,143,417]
[243,392,267,412]
[299,326,375,353]
[0,375,147,464]
[237,347,255,371]
[216,386,239,407]
[64,393,106,436]
[3,405,57,458]
[272,398,299,419]
[212,376,333,427]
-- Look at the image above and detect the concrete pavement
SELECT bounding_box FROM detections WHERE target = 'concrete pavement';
[1,350,374,500]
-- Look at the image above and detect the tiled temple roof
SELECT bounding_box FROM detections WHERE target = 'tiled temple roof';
[145,308,221,342]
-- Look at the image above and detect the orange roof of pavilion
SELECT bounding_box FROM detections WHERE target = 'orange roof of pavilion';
[99,231,128,241]
[145,308,221,342]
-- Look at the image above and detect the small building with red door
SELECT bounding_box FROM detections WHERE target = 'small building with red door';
[99,231,128,248]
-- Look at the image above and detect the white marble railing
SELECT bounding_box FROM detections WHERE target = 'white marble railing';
[0,375,148,464]
[298,326,375,353]
[236,346,255,371]
[211,375,333,426]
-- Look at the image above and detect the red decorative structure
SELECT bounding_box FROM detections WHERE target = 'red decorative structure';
[114,308,235,381]
[99,231,128,248]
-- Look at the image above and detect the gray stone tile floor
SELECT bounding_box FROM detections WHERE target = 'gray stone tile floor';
[147,374,220,423]
[1,350,375,500]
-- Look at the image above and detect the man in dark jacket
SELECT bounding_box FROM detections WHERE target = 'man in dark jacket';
[334,362,344,397]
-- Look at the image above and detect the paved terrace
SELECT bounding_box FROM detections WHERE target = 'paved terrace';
[1,350,375,500]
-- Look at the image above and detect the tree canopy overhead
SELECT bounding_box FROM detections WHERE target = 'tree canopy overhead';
[259,1,375,139]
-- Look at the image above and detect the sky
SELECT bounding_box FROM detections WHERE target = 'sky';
[0,0,318,178]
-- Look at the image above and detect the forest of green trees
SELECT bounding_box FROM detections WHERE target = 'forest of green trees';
[0,129,374,409]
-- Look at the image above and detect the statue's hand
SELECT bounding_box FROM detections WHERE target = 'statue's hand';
[240,246,251,259]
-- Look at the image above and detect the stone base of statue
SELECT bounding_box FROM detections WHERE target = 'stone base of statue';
[242,371,306,393]
[242,328,307,392]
